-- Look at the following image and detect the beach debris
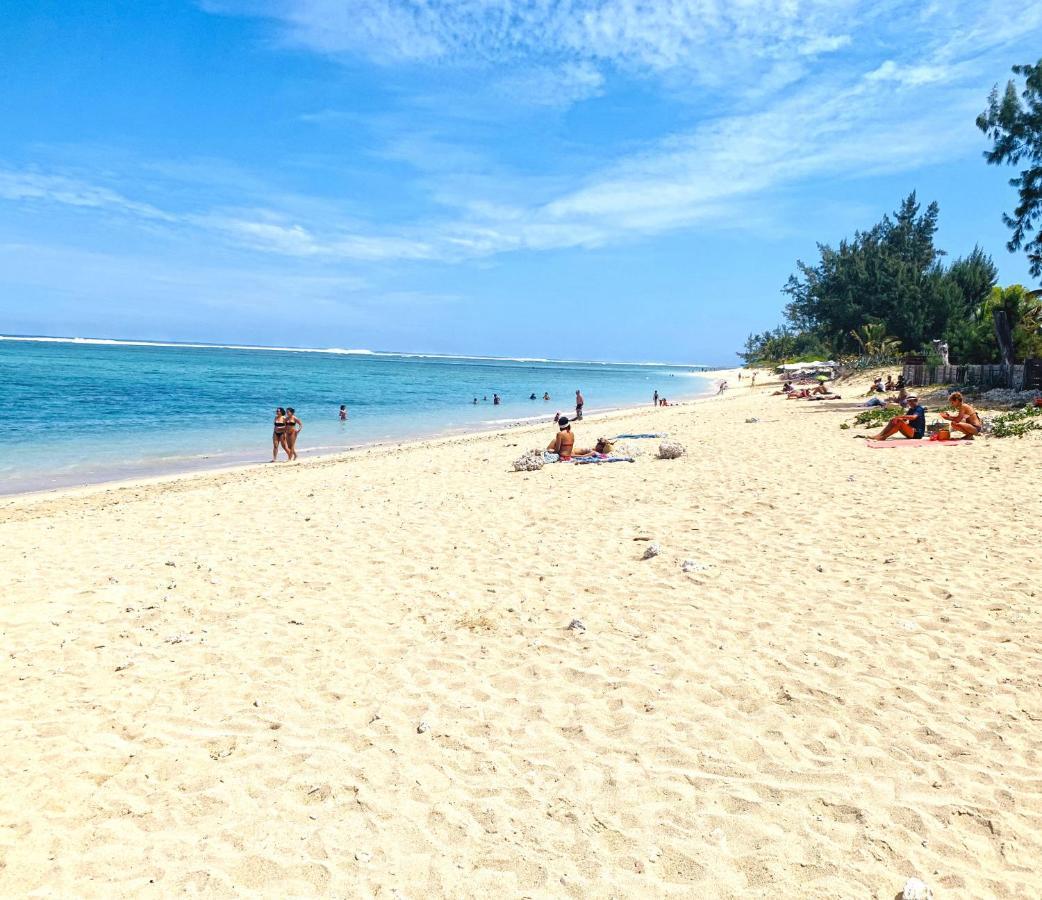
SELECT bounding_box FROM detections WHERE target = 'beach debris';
[658,440,685,459]
[164,632,190,644]
[512,450,545,472]
[354,850,371,864]
[901,877,932,900]
[744,417,759,423]
[416,719,431,734]
[642,543,661,560]
[681,559,707,573]
[567,618,586,632]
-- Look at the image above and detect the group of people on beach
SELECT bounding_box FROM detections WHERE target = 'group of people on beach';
[772,374,984,441]
[272,408,303,461]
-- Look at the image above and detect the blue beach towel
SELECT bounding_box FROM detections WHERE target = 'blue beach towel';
[572,454,635,464]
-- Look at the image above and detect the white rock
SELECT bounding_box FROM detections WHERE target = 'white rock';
[512,450,545,472]
[642,543,661,560]
[416,720,430,734]
[901,877,932,900]
[658,440,685,459]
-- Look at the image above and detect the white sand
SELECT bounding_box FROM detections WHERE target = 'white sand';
[2,372,1040,897]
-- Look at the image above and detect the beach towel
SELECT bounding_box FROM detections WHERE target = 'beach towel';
[571,454,636,464]
[865,439,969,448]
[614,433,666,439]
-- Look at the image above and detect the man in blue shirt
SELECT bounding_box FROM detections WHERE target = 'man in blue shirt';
[874,394,926,440]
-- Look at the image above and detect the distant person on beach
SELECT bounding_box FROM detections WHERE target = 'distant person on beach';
[339,405,347,421]
[553,410,562,424]
[285,408,302,460]
[772,382,793,395]
[717,380,727,394]
[885,375,895,391]
[751,373,757,387]
[575,389,584,420]
[473,397,478,404]
[940,392,983,439]
[530,393,537,400]
[873,394,926,440]
[272,407,289,461]
[493,394,501,405]
[896,374,906,390]
[543,392,550,401]
[653,390,659,405]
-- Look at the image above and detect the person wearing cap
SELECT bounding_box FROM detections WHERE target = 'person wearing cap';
[873,393,926,440]
[546,416,576,461]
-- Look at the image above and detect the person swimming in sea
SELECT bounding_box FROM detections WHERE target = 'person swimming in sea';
[339,405,347,421]
[543,392,550,401]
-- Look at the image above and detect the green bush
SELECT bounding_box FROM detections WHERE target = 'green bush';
[852,406,902,428]
[990,404,1042,438]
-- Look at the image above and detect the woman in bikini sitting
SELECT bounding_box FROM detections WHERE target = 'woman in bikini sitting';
[272,407,289,461]
[940,391,983,439]
[545,417,593,462]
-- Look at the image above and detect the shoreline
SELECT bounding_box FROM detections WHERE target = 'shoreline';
[2,367,1040,896]
[2,371,735,500]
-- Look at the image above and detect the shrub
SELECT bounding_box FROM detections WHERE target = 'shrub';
[852,407,902,428]
[990,404,1042,438]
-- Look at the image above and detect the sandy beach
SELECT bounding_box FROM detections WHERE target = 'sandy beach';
[2,371,1040,898]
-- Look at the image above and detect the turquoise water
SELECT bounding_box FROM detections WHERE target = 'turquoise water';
[1,338,711,494]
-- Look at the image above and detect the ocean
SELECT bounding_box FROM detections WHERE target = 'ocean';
[0,337,713,494]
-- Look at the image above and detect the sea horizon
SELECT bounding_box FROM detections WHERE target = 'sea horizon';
[0,333,718,371]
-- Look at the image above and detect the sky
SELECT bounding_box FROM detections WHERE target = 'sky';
[1,1,1040,364]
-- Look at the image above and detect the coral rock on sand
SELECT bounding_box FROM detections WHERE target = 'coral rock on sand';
[681,559,707,573]
[512,450,545,472]
[901,877,932,900]
[658,440,685,459]
[642,543,661,560]
[567,619,586,632]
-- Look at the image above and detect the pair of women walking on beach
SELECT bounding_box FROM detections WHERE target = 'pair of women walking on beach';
[272,408,302,461]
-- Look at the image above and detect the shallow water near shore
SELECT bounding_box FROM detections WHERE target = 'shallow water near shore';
[1,337,711,494]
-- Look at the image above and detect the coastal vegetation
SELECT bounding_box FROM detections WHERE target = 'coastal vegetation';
[741,57,1042,368]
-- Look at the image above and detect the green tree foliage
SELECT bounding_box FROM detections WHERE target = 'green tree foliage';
[737,326,831,365]
[977,59,1042,278]
[987,284,1042,360]
[781,193,994,355]
[849,322,902,356]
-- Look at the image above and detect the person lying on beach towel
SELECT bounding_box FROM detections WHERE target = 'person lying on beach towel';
[872,394,926,440]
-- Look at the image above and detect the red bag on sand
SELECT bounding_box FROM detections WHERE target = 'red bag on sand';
[929,429,951,441]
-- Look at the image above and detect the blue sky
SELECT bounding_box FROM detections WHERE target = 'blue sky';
[1,1,1040,363]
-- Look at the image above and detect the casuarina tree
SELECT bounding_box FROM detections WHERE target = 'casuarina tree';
[977,59,1042,277]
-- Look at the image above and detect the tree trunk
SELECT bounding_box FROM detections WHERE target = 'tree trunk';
[993,309,1015,367]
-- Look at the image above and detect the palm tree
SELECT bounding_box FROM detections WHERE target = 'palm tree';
[849,322,902,357]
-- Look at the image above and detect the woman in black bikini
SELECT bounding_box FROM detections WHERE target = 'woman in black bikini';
[284,407,302,460]
[272,407,289,461]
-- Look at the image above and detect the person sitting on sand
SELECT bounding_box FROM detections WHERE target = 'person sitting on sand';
[896,374,906,390]
[940,391,983,439]
[873,394,926,440]
[772,382,793,395]
[866,377,885,395]
[812,380,831,395]
[544,417,592,461]
[885,375,895,391]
